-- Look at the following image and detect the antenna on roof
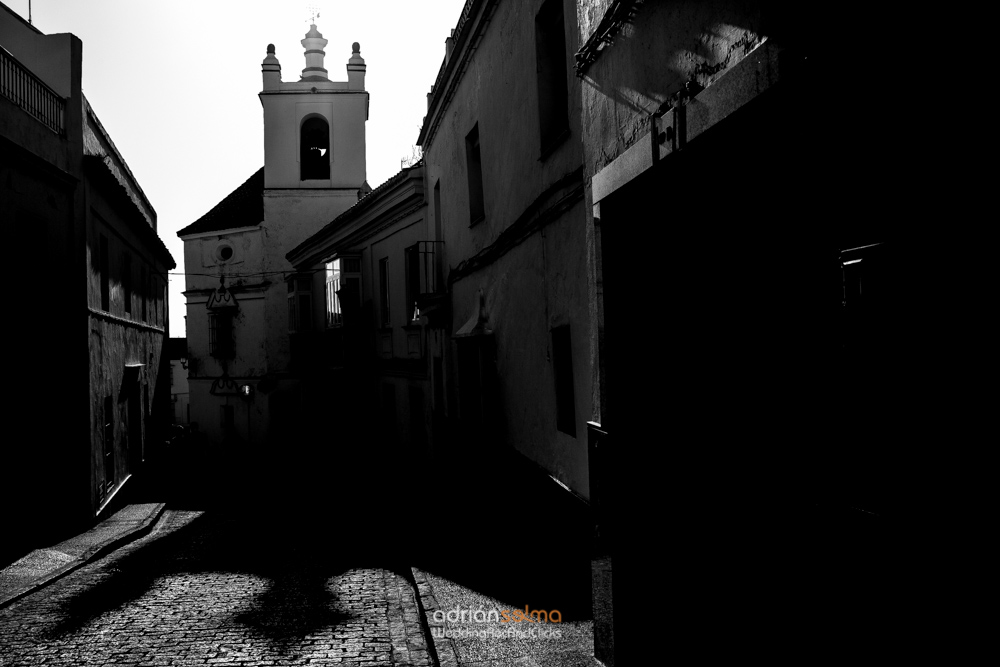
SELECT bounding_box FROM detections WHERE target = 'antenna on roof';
[29,0,32,25]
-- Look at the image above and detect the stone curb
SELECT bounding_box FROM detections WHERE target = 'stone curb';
[387,568,435,667]
[411,566,461,667]
[0,502,167,610]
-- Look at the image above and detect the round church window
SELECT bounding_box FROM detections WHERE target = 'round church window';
[216,244,234,262]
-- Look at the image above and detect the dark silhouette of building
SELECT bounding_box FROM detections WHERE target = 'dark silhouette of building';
[1,1,175,565]
[577,1,931,662]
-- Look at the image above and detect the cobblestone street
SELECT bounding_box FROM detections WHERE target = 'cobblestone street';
[0,504,432,667]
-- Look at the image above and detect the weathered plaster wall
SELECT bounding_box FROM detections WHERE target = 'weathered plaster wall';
[422,0,594,497]
[576,0,614,40]
[424,0,587,292]
[182,228,266,297]
[578,0,764,176]
[181,227,268,428]
[263,192,361,257]
[186,291,267,379]
[426,0,584,264]
[85,182,168,324]
[181,227,257,447]
[86,177,169,517]
[86,193,168,322]
[449,196,592,497]
[87,317,164,508]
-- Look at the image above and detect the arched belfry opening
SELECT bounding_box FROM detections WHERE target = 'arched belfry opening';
[300,116,330,180]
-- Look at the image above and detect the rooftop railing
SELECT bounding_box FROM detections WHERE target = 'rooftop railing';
[0,46,65,134]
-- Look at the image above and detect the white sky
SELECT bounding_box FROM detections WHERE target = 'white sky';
[4,0,468,337]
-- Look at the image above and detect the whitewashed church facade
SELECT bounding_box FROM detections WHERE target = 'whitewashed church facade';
[178,24,369,447]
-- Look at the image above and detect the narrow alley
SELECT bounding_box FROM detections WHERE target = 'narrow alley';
[3,2,929,664]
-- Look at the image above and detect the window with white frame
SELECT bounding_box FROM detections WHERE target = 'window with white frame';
[326,260,342,327]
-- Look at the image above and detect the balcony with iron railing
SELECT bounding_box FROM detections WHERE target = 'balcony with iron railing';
[0,45,65,135]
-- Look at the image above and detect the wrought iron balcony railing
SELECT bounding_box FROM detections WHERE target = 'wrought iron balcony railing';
[0,45,65,134]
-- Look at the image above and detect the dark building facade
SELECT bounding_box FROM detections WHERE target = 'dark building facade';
[2,2,175,565]
[577,1,929,662]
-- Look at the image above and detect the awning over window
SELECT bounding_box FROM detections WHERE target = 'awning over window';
[454,289,493,338]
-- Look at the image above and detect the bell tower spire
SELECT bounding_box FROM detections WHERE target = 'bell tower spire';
[300,23,329,81]
[260,20,368,192]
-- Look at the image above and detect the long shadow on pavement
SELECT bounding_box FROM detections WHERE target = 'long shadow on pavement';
[42,436,413,654]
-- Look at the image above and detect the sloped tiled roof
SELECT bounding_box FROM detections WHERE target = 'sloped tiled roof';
[177,167,264,237]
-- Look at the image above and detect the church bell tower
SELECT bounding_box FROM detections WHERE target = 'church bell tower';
[259,24,368,198]
[256,23,370,379]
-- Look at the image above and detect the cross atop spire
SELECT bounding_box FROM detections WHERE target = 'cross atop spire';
[307,4,321,25]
